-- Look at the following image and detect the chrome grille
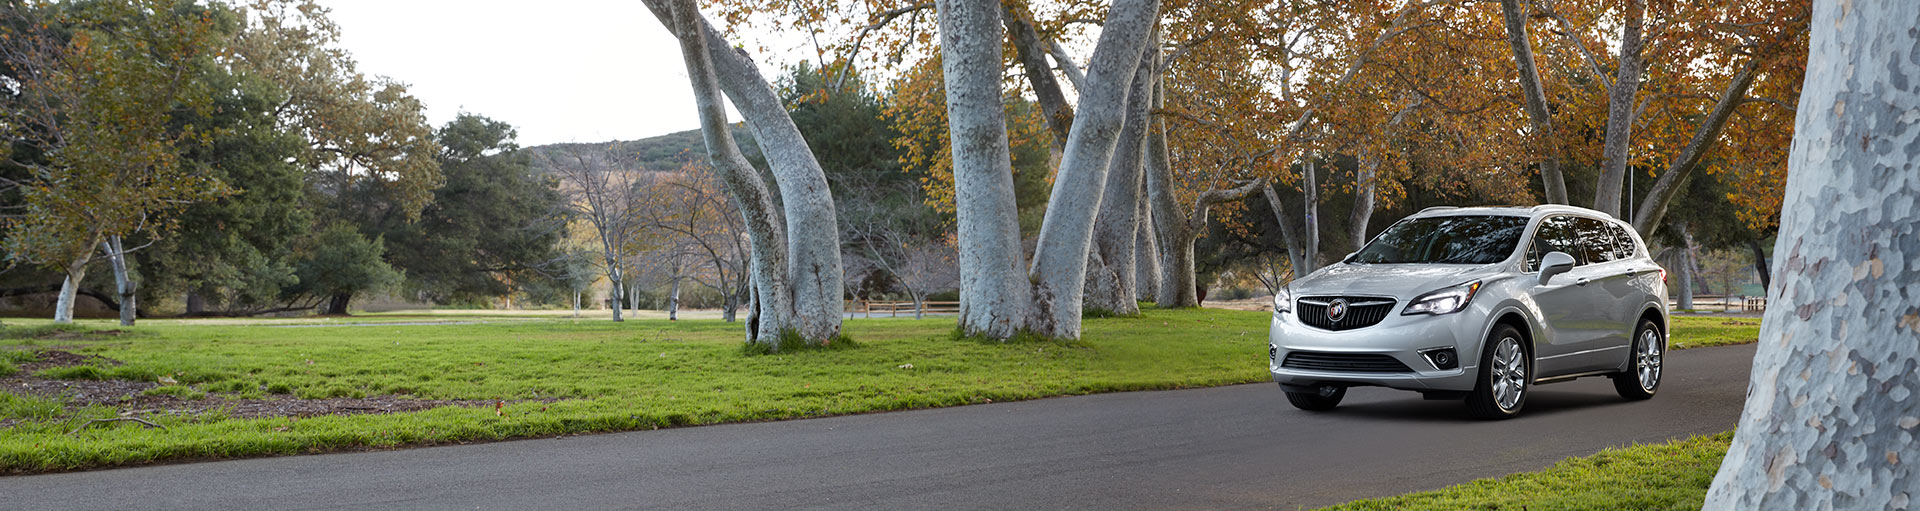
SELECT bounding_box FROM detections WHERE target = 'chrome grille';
[1296,296,1396,331]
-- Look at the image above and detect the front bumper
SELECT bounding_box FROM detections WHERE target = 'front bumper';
[1268,308,1486,392]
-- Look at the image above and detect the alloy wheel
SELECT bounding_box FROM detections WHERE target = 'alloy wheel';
[1637,328,1663,391]
[1488,336,1526,411]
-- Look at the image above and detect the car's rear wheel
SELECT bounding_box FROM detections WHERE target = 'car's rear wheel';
[1612,319,1664,400]
[1466,325,1528,419]
[1284,385,1346,411]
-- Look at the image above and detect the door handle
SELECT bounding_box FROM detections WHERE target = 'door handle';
[1576,277,1591,286]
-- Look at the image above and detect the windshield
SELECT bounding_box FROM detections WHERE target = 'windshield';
[1350,215,1527,264]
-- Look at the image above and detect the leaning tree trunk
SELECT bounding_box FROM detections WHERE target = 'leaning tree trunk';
[1301,159,1321,269]
[661,0,798,343]
[102,236,136,326]
[1496,0,1568,205]
[1748,238,1771,293]
[1704,1,1918,506]
[1591,0,1645,218]
[645,0,843,344]
[324,293,352,316]
[1083,50,1155,316]
[52,257,89,324]
[1264,184,1311,284]
[1017,0,1158,339]
[607,265,625,322]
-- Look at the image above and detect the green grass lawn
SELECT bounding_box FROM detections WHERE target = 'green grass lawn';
[0,308,1271,473]
[1320,432,1735,510]
[0,310,1761,474]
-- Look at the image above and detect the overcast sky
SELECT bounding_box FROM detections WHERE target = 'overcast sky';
[323,0,772,147]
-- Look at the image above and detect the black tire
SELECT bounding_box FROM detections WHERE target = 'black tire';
[1612,319,1664,400]
[1284,385,1346,411]
[1466,324,1529,420]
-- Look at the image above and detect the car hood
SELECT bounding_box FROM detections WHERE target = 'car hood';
[1290,263,1498,300]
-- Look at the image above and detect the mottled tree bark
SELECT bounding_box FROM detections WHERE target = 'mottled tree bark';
[1592,0,1645,218]
[1705,1,1919,506]
[1084,50,1155,316]
[938,0,1031,339]
[102,235,136,326]
[52,257,87,325]
[1675,223,1696,311]
[1023,0,1160,339]
[1134,189,1161,301]
[663,0,793,341]
[647,0,844,343]
[1497,0,1568,205]
[1003,5,1073,160]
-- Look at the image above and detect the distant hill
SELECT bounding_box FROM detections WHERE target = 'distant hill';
[524,125,762,174]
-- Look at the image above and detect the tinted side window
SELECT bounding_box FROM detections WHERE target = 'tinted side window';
[1608,223,1638,259]
[1526,215,1585,271]
[1575,217,1617,263]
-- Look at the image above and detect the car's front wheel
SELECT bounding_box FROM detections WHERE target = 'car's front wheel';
[1466,325,1529,419]
[1284,385,1346,411]
[1612,319,1664,400]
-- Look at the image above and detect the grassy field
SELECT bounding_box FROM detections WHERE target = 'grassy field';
[1320,432,1735,510]
[0,311,1758,474]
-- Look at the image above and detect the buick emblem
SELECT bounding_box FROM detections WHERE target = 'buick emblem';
[1327,298,1349,323]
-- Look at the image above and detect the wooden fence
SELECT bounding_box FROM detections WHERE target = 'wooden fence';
[1685,294,1767,313]
[844,300,959,317]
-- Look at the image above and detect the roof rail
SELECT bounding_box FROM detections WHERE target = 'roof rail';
[1417,206,1458,214]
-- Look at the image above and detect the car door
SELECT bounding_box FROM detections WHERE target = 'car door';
[1525,215,1609,376]
[1565,217,1638,372]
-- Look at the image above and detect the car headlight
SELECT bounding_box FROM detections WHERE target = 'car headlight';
[1273,288,1292,314]
[1402,281,1482,316]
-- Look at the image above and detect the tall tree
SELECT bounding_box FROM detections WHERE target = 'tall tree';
[1704,0,1917,505]
[648,0,847,347]
[548,149,644,322]
[378,115,568,306]
[0,0,233,325]
[941,0,1160,339]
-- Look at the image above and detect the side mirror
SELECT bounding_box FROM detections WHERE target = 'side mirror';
[1538,251,1576,285]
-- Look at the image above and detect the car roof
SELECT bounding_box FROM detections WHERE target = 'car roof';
[1409,204,1619,221]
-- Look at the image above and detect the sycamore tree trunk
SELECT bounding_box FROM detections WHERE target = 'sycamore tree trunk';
[1134,191,1161,301]
[1265,182,1313,279]
[101,236,137,326]
[1497,0,1568,205]
[572,290,581,318]
[52,257,89,324]
[1670,226,1696,311]
[607,264,625,322]
[1629,61,1764,235]
[1704,1,1919,505]
[941,0,1159,339]
[646,0,843,345]
[1083,48,1155,316]
[667,277,681,321]
[1002,5,1073,161]
[940,0,1032,339]
[1302,159,1321,268]
[1748,239,1772,293]
[1591,0,1645,217]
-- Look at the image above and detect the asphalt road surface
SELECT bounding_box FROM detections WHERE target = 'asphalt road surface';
[1,344,1757,510]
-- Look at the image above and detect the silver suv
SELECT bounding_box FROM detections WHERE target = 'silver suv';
[1268,205,1669,419]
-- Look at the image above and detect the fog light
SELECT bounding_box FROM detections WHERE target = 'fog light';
[1269,346,1278,363]
[1424,348,1459,370]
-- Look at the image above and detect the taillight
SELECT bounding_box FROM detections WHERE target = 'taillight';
[1659,268,1667,282]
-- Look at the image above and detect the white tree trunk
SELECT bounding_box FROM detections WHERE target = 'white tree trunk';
[572,291,581,318]
[938,0,1032,339]
[646,0,843,344]
[53,260,87,325]
[102,236,136,326]
[1705,2,1919,506]
[661,0,794,342]
[1591,0,1645,217]
[668,277,681,321]
[1022,0,1160,338]
[1676,224,1698,310]
[1302,159,1321,269]
[1497,0,1568,205]
[1134,189,1161,301]
[1084,49,1155,316]
[607,265,625,322]
[1348,154,1379,254]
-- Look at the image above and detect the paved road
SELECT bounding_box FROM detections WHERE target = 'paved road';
[1,344,1757,510]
